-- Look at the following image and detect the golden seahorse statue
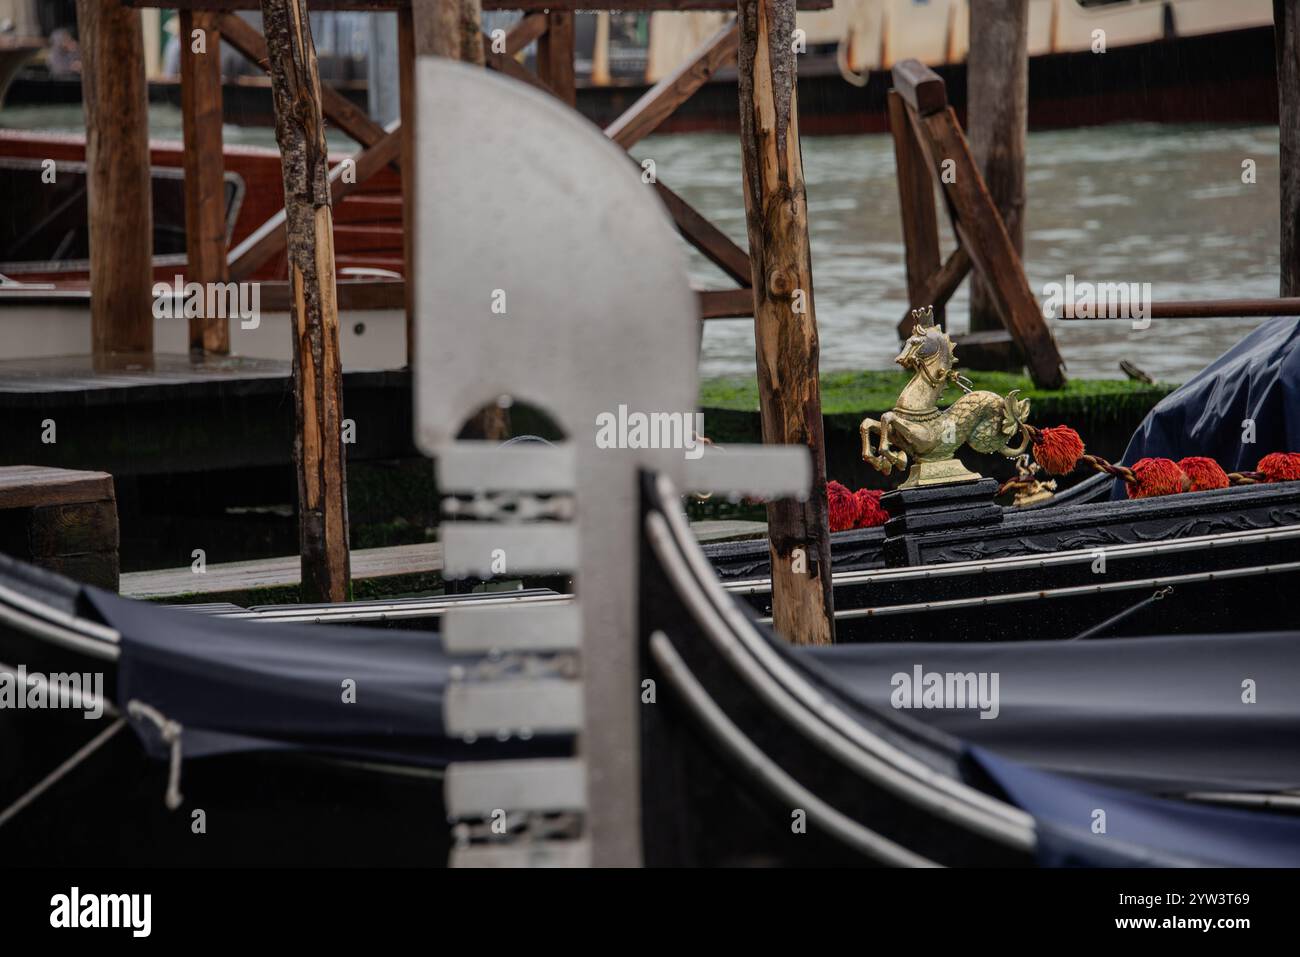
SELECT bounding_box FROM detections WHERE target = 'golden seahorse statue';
[860,307,1031,488]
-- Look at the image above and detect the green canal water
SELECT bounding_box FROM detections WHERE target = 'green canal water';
[634,123,1282,383]
[2,104,1283,383]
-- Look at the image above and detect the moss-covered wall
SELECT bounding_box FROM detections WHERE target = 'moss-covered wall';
[700,371,1175,490]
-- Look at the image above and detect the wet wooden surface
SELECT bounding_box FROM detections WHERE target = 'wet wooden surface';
[0,465,114,509]
[0,353,298,397]
[0,465,119,590]
[121,519,765,602]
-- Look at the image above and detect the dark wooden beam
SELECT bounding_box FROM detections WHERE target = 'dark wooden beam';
[398,7,416,365]
[605,19,739,150]
[485,32,556,95]
[903,101,1066,388]
[891,58,947,116]
[896,246,971,335]
[653,182,752,286]
[1277,0,1300,295]
[967,0,1028,346]
[126,0,833,12]
[477,29,754,291]
[180,10,231,354]
[536,11,576,106]
[736,0,834,645]
[697,287,752,319]
[76,0,153,357]
[259,278,405,311]
[228,126,401,280]
[1061,297,1300,319]
[410,0,465,57]
[504,11,546,54]
[218,11,393,155]
[887,89,945,336]
[260,0,351,603]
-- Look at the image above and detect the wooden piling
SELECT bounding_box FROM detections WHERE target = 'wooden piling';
[967,0,1028,348]
[75,0,153,358]
[409,0,483,59]
[180,10,230,355]
[888,90,946,330]
[398,7,417,365]
[537,12,577,107]
[735,0,834,645]
[1277,0,1300,295]
[401,0,486,369]
[403,1,506,438]
[260,0,351,603]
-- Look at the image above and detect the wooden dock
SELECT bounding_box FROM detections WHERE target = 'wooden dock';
[0,465,120,591]
[0,354,414,477]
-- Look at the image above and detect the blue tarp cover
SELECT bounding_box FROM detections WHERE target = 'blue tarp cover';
[81,583,1300,866]
[86,588,564,769]
[1115,316,1300,496]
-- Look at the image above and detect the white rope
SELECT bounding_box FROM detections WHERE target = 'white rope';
[0,718,127,830]
[126,700,185,811]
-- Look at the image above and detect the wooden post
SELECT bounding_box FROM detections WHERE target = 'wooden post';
[404,1,506,438]
[409,0,482,59]
[458,0,486,65]
[398,7,417,366]
[967,0,1028,344]
[75,0,153,358]
[260,0,351,603]
[735,0,834,645]
[888,89,945,331]
[402,0,486,368]
[1277,0,1300,295]
[537,12,576,107]
[180,10,230,355]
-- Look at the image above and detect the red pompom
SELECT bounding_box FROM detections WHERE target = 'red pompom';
[827,480,857,532]
[853,488,889,528]
[1032,426,1085,476]
[1177,456,1229,492]
[1127,457,1187,499]
[1258,452,1300,483]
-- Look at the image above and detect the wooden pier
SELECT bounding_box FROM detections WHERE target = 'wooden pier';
[0,465,119,590]
[0,0,833,635]
[0,354,414,477]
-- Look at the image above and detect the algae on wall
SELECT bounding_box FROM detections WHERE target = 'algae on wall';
[699,370,1176,490]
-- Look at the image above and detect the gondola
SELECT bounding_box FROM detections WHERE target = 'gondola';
[5,59,1299,869]
[3,470,1300,867]
[707,313,1300,641]
[638,471,1300,867]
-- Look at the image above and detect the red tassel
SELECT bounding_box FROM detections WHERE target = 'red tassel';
[853,488,889,528]
[1258,452,1300,483]
[1177,456,1229,492]
[827,480,857,532]
[1127,457,1187,499]
[1031,426,1085,476]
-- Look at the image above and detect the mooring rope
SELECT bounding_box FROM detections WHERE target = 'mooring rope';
[0,717,127,831]
[126,700,185,811]
[1067,586,1173,642]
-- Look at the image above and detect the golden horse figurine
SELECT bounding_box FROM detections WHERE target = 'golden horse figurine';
[860,307,1031,489]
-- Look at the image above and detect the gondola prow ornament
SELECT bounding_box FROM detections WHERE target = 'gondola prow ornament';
[860,307,1031,488]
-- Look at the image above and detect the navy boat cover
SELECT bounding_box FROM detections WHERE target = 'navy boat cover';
[1115,316,1300,497]
[85,588,564,769]
[802,634,1300,866]
[80,583,1300,866]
